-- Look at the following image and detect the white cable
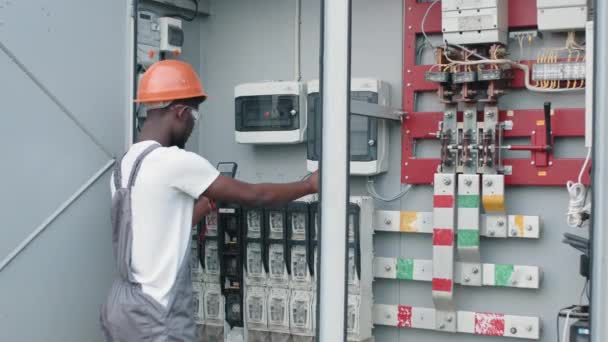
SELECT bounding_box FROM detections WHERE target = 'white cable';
[421,0,440,49]
[566,147,592,228]
[562,309,573,342]
[366,177,413,202]
[440,56,585,93]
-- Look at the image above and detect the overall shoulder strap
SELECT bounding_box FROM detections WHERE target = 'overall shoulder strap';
[126,143,161,188]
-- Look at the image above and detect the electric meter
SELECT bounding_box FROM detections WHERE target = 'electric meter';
[137,10,161,67]
[203,284,225,325]
[246,287,268,330]
[234,81,307,144]
[307,78,391,175]
[158,17,183,54]
[442,0,508,45]
[290,290,314,336]
[290,245,311,287]
[268,288,291,332]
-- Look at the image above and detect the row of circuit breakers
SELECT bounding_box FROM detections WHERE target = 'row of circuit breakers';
[190,197,374,341]
[234,79,391,176]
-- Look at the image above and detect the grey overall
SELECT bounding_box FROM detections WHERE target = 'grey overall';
[100,144,198,341]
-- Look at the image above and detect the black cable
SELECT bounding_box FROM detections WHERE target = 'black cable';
[165,0,199,22]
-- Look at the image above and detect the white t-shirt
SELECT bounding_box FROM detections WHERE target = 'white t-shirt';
[110,140,219,307]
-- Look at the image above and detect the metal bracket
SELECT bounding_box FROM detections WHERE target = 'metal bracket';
[350,100,403,121]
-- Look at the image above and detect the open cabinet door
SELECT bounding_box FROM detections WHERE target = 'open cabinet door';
[0,1,133,341]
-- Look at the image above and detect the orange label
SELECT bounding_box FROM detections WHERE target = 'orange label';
[514,215,524,237]
[536,120,545,126]
[400,211,418,232]
[537,171,547,177]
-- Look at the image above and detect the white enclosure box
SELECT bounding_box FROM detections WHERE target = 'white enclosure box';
[245,286,268,331]
[442,0,508,45]
[203,283,225,326]
[290,290,315,336]
[307,79,391,175]
[537,0,588,31]
[235,81,307,144]
[158,17,183,53]
[267,288,291,333]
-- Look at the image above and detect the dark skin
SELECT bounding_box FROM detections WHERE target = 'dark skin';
[138,98,320,227]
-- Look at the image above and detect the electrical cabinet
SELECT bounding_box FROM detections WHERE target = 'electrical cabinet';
[537,0,589,31]
[234,81,307,144]
[307,79,391,175]
[441,0,508,45]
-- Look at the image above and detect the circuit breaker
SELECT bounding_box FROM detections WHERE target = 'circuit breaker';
[268,288,291,333]
[537,0,589,31]
[442,0,508,45]
[246,286,268,331]
[288,202,313,289]
[266,209,290,287]
[307,79,391,175]
[234,81,307,144]
[203,283,225,326]
[290,290,315,336]
[245,208,267,286]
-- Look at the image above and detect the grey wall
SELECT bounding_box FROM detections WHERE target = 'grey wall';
[197,1,588,342]
[0,1,129,341]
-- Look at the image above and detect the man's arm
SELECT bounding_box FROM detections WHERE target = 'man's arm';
[202,171,318,208]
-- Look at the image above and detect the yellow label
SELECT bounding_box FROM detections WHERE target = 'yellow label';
[400,211,418,232]
[482,195,505,213]
[538,171,547,177]
[514,215,524,237]
[507,110,515,117]
[536,120,545,126]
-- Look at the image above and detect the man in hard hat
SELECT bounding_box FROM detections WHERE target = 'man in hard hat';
[100,60,319,341]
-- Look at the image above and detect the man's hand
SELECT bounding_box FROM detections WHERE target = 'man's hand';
[192,196,212,227]
[306,170,319,193]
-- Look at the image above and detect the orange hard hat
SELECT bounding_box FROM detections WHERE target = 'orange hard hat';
[135,60,208,103]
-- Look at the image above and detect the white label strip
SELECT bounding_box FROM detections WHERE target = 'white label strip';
[374,212,540,239]
[373,257,540,289]
[374,304,541,340]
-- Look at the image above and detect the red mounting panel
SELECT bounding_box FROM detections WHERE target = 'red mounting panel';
[401,0,589,186]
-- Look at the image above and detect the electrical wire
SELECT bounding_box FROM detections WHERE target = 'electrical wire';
[421,0,440,49]
[165,0,199,21]
[566,147,592,227]
[366,177,413,202]
[440,55,584,93]
[562,309,573,342]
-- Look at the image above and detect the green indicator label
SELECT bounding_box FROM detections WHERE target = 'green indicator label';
[495,264,515,286]
[396,258,414,280]
[458,229,480,247]
[458,195,480,208]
